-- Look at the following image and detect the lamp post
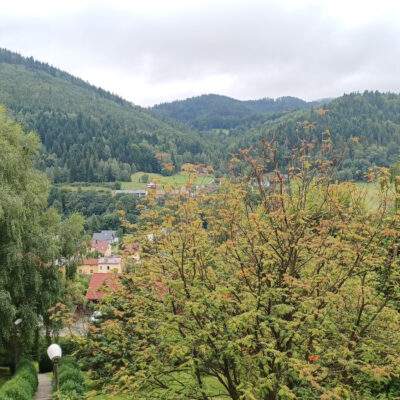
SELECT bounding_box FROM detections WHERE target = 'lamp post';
[14,318,22,372]
[47,344,62,398]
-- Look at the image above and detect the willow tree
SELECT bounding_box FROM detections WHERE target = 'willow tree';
[0,107,64,368]
[83,145,400,399]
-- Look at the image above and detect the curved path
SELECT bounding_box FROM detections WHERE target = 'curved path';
[34,374,52,400]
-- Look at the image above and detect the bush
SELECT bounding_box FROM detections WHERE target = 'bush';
[59,379,85,395]
[0,382,31,400]
[39,337,78,373]
[39,350,53,373]
[58,355,77,368]
[0,358,38,400]
[54,338,78,358]
[54,355,86,399]
[58,369,84,386]
[140,174,149,183]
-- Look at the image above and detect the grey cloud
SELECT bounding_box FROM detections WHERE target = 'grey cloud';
[1,2,400,105]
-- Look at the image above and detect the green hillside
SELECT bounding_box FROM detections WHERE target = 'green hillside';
[1,48,400,183]
[150,93,331,130]
[0,48,219,183]
[226,91,400,180]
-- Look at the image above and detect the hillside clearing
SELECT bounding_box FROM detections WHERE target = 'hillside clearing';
[121,172,214,190]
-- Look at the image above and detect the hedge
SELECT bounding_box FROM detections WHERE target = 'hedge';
[53,356,86,400]
[0,358,38,400]
[38,350,53,373]
[39,337,78,373]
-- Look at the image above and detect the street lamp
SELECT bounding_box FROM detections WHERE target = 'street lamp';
[47,344,62,396]
[14,318,22,372]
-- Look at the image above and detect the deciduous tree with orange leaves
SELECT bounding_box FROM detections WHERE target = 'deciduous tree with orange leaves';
[82,142,400,399]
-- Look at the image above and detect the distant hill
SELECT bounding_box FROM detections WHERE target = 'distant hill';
[150,94,332,130]
[1,49,399,183]
[0,48,217,183]
[225,91,400,181]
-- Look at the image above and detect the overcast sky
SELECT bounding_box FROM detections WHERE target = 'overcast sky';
[1,0,400,106]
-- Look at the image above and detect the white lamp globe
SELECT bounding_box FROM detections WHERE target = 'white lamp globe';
[47,344,62,361]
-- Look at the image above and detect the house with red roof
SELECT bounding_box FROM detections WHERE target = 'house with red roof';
[78,258,98,275]
[98,257,122,273]
[91,240,112,256]
[86,273,120,301]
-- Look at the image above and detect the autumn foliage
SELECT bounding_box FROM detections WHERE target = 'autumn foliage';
[81,140,400,399]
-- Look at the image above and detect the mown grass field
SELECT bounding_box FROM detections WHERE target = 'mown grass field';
[55,172,214,193]
[354,181,396,211]
[121,172,214,190]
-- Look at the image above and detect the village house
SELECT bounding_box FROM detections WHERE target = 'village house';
[98,256,122,273]
[115,189,147,197]
[86,273,120,302]
[78,258,98,275]
[90,240,112,256]
[93,230,119,243]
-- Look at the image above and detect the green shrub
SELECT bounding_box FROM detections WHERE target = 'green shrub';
[0,359,37,400]
[39,350,53,373]
[53,390,82,400]
[58,355,77,368]
[56,338,78,356]
[0,377,33,400]
[17,359,38,392]
[18,358,37,377]
[59,369,84,386]
[16,370,37,393]
[59,379,85,395]
[53,355,86,399]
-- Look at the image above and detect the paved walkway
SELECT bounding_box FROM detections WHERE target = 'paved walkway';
[34,374,52,400]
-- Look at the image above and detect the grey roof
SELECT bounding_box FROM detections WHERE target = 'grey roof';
[115,190,147,195]
[98,257,121,264]
[93,230,118,242]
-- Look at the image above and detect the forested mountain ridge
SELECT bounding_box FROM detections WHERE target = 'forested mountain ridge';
[150,93,332,130]
[0,48,217,182]
[226,91,400,180]
[2,48,400,183]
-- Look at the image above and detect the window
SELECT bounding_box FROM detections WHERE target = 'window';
[107,266,110,270]
[90,269,93,273]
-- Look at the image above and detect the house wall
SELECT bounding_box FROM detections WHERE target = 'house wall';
[104,245,112,257]
[78,264,98,275]
[98,262,122,273]
[90,243,112,256]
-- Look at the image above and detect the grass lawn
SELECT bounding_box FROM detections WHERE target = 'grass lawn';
[0,366,11,389]
[354,181,395,211]
[120,172,214,190]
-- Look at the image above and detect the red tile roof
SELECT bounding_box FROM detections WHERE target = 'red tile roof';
[86,273,120,301]
[91,240,109,255]
[84,258,99,265]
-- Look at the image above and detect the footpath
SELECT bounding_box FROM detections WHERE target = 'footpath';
[34,374,52,400]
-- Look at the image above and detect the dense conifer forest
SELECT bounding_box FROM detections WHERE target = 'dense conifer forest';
[150,93,331,130]
[0,48,219,182]
[1,48,400,184]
